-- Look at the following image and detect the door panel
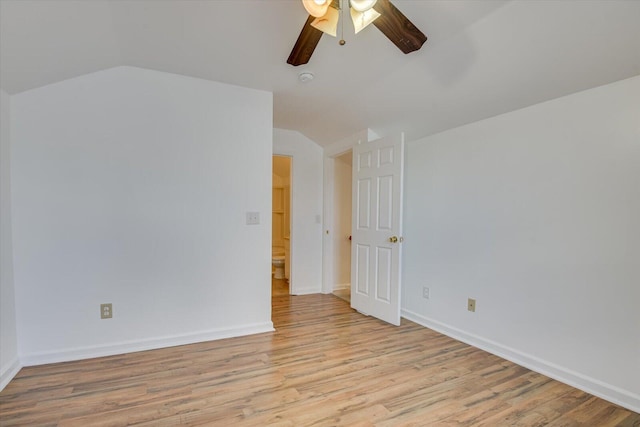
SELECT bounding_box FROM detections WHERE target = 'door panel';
[357,179,371,229]
[376,247,392,302]
[355,244,370,294]
[378,175,393,230]
[351,134,404,325]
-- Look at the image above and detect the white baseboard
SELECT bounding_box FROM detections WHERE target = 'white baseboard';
[292,286,322,295]
[401,308,640,413]
[20,322,274,367]
[0,356,22,392]
[332,283,350,291]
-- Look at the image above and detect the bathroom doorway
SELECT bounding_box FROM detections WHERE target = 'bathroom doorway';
[272,156,291,295]
[332,150,352,302]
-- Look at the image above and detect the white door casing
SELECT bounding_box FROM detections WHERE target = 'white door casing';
[350,134,404,326]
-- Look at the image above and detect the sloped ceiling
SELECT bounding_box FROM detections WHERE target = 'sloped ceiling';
[1,0,639,146]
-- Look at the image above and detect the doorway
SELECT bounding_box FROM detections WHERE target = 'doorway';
[331,150,352,302]
[272,156,291,295]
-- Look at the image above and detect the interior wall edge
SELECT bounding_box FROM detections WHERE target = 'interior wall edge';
[0,357,21,392]
[0,87,19,394]
[273,128,324,295]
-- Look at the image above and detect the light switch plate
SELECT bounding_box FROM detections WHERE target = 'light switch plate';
[246,212,260,225]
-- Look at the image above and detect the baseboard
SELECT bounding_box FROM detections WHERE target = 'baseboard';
[0,356,22,392]
[332,283,350,291]
[401,308,640,413]
[20,322,274,367]
[292,286,321,295]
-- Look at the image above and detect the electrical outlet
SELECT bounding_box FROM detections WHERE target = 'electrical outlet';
[422,287,430,299]
[467,298,476,312]
[101,303,113,319]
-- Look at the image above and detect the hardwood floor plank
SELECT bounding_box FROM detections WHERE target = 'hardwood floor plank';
[0,279,638,426]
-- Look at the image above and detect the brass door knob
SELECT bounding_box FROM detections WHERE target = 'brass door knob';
[389,236,399,243]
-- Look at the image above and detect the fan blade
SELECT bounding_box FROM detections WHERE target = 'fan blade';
[287,15,324,66]
[372,0,427,54]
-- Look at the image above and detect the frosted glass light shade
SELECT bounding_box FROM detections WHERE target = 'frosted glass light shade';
[311,6,339,37]
[350,7,380,34]
[349,0,377,12]
[302,0,331,18]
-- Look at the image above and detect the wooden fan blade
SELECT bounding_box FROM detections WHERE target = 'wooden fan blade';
[287,15,324,66]
[372,0,427,54]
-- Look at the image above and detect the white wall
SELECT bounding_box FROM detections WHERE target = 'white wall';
[11,66,274,364]
[0,89,20,390]
[273,128,323,295]
[402,76,640,411]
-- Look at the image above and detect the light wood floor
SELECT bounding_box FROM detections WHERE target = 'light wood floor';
[1,279,638,426]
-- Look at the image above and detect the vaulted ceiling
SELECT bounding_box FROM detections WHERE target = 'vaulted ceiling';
[1,0,639,146]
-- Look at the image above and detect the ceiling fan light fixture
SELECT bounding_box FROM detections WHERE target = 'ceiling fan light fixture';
[349,0,377,13]
[350,7,380,34]
[288,0,426,66]
[302,0,331,18]
[311,6,339,37]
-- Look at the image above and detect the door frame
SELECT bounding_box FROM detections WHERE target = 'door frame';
[272,154,292,294]
[322,149,353,295]
[272,152,294,295]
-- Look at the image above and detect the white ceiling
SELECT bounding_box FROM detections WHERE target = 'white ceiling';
[1,0,639,146]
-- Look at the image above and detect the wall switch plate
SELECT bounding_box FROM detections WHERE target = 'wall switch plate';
[467,298,476,312]
[101,303,113,319]
[422,287,430,299]
[246,212,260,225]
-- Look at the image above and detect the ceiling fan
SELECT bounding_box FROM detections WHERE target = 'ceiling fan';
[288,0,427,66]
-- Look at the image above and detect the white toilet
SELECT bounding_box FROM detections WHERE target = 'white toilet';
[272,255,285,279]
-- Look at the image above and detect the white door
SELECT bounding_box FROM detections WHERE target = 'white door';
[350,134,404,326]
